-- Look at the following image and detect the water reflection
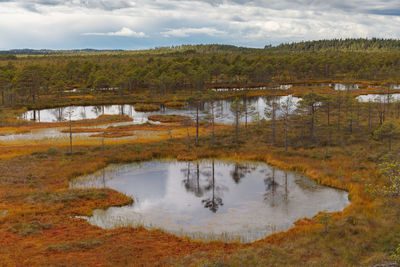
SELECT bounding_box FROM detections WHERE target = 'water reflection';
[22,105,139,123]
[356,93,400,103]
[201,161,226,213]
[333,83,359,90]
[70,160,349,242]
[280,83,360,90]
[21,96,302,125]
[231,163,252,184]
[181,162,204,198]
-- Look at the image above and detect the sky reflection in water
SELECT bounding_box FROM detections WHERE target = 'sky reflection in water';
[71,160,349,242]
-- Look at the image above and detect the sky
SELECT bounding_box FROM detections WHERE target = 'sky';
[0,0,400,50]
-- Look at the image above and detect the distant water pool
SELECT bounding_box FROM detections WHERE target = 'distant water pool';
[20,96,301,124]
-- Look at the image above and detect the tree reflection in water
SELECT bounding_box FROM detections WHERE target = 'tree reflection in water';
[202,160,224,213]
[264,168,290,207]
[92,106,103,117]
[181,162,204,198]
[181,160,228,213]
[80,106,87,120]
[230,163,253,184]
[49,107,65,122]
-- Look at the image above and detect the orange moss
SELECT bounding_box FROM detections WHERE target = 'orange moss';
[148,114,191,123]
[0,114,133,135]
[90,132,134,138]
[0,121,384,266]
[134,104,160,112]
[164,101,185,108]
[67,95,94,99]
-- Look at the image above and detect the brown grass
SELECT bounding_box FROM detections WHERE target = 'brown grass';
[1,85,400,266]
[134,104,160,112]
[164,101,185,108]
[148,114,191,123]
[0,121,392,266]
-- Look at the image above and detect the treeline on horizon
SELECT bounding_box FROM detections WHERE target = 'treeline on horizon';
[2,38,400,56]
[1,39,400,106]
[270,38,400,51]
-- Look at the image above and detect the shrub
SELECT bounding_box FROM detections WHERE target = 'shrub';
[367,161,400,197]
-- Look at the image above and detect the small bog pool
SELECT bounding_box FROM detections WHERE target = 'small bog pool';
[70,160,349,242]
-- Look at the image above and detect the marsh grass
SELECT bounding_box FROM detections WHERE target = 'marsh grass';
[164,101,185,108]
[134,104,160,112]
[27,189,108,204]
[8,221,52,236]
[46,239,103,252]
[148,114,191,123]
[82,212,276,243]
[2,95,400,265]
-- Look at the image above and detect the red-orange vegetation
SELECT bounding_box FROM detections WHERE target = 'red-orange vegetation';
[148,114,191,123]
[0,120,384,266]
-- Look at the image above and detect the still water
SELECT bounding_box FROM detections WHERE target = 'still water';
[21,96,301,124]
[71,160,349,242]
[356,93,400,102]
[280,83,360,90]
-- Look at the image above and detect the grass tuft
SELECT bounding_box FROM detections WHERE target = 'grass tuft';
[8,221,52,236]
[46,239,103,252]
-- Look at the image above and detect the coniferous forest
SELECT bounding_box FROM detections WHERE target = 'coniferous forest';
[2,39,400,266]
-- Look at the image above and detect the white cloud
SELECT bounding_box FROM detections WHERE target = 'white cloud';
[83,27,147,37]
[161,27,226,37]
[1,0,400,49]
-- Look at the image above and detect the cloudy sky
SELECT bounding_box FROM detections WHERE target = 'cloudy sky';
[0,0,400,50]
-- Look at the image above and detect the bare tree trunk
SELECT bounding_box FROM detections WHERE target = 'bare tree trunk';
[244,97,248,136]
[211,102,215,149]
[327,102,330,126]
[186,128,191,151]
[272,103,276,145]
[397,103,400,119]
[235,109,239,145]
[310,106,315,140]
[387,91,391,119]
[69,114,73,153]
[368,102,372,130]
[337,102,341,132]
[102,131,105,157]
[196,103,199,145]
[284,121,288,152]
[349,105,353,134]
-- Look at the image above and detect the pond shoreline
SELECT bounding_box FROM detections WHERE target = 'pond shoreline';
[67,153,352,244]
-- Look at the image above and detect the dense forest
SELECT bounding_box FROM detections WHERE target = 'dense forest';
[268,38,400,51]
[1,39,400,107]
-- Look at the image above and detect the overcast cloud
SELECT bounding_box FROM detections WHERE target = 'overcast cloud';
[0,0,399,49]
